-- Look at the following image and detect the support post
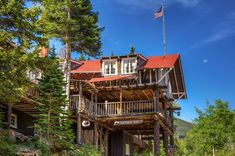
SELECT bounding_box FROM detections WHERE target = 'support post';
[104,129,109,156]
[153,119,160,156]
[163,130,169,155]
[76,114,82,145]
[93,123,99,148]
[78,82,82,111]
[95,93,97,115]
[170,134,174,151]
[99,126,104,153]
[153,89,159,113]
[119,88,123,115]
[139,71,142,84]
[91,93,94,114]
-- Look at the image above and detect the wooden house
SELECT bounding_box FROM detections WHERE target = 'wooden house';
[70,53,187,156]
[0,50,186,155]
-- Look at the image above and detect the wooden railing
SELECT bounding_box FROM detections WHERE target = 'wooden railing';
[70,95,93,115]
[69,97,168,119]
[96,100,155,116]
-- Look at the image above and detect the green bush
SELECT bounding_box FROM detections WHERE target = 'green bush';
[74,144,101,156]
[0,136,17,156]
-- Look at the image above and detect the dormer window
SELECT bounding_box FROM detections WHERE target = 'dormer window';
[122,58,137,74]
[103,60,117,76]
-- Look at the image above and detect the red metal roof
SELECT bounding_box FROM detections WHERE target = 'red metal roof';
[71,54,179,73]
[71,60,101,73]
[89,75,131,83]
[139,54,179,69]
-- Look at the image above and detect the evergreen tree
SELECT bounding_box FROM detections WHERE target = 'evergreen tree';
[78,53,86,61]
[37,0,102,57]
[0,0,42,137]
[130,46,135,55]
[37,0,103,100]
[35,50,74,151]
[111,51,114,56]
[87,55,91,60]
[49,45,57,58]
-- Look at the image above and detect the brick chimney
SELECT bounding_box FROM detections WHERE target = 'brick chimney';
[39,47,48,57]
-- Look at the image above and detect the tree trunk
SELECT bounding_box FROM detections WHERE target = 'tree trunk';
[65,7,71,104]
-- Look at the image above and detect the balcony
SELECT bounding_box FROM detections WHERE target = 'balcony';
[70,96,165,117]
[97,100,155,116]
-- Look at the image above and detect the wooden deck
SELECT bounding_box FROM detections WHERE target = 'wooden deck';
[70,96,166,117]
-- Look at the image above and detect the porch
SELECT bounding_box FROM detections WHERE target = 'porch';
[69,96,173,126]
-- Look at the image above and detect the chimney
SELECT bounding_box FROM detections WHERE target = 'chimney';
[39,47,48,57]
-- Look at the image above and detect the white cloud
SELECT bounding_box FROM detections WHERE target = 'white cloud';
[175,0,199,7]
[203,12,235,43]
[113,0,200,10]
[203,30,235,43]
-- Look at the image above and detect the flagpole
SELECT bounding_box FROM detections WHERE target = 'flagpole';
[162,3,167,55]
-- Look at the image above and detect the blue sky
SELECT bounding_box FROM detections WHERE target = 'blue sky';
[50,0,235,122]
[84,0,235,122]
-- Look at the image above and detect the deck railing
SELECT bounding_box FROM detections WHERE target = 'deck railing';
[97,100,157,116]
[70,97,166,117]
[70,95,94,115]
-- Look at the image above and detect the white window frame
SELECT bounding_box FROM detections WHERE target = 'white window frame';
[102,59,118,76]
[10,114,17,128]
[121,58,137,75]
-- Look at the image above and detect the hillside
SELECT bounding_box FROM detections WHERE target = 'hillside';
[174,118,193,138]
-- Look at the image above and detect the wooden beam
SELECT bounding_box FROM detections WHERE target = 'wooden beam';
[173,67,180,98]
[78,81,82,112]
[163,129,169,154]
[153,89,159,113]
[104,129,109,156]
[153,119,160,156]
[170,134,174,147]
[139,71,142,84]
[119,88,123,115]
[141,136,154,140]
[76,114,82,145]
[94,123,99,148]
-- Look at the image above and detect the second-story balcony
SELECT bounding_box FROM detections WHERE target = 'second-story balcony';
[70,96,169,120]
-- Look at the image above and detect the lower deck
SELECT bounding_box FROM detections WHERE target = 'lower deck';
[74,111,175,156]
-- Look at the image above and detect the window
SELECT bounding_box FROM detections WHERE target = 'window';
[122,58,137,74]
[10,114,17,128]
[103,60,117,75]
[27,70,42,83]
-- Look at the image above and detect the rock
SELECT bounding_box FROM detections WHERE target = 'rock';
[8,129,16,142]
[17,148,41,156]
[15,131,30,142]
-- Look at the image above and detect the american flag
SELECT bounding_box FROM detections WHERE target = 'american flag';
[154,6,163,19]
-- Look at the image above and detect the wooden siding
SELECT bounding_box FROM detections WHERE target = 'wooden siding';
[1,106,35,136]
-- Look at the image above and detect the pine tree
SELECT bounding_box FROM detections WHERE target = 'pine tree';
[37,0,102,56]
[78,53,86,61]
[111,51,114,56]
[37,0,102,100]
[35,49,74,150]
[0,0,42,138]
[130,46,135,55]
